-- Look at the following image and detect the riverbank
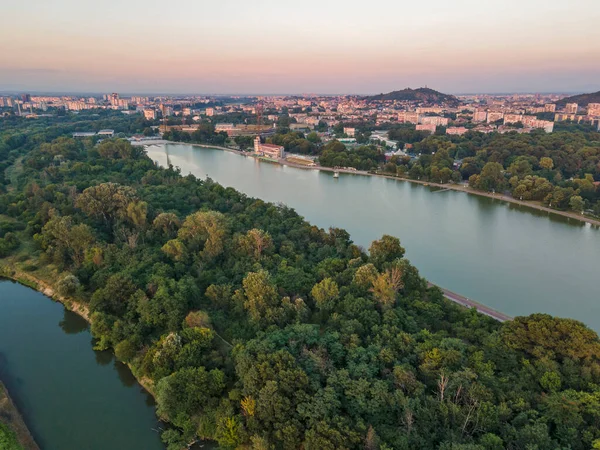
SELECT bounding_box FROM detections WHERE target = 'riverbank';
[0,380,40,450]
[146,141,600,228]
[374,172,600,228]
[0,263,155,400]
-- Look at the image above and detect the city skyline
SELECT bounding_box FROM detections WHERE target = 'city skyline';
[2,0,600,94]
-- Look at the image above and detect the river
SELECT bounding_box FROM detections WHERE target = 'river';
[0,279,165,450]
[147,143,600,331]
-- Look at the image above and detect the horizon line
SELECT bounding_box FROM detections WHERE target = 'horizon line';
[0,89,594,97]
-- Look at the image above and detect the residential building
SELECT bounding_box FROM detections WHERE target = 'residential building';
[544,104,556,113]
[416,124,436,133]
[588,103,600,116]
[473,110,487,122]
[420,116,449,127]
[343,127,356,137]
[565,103,578,114]
[143,109,157,120]
[398,112,419,124]
[554,113,582,122]
[487,111,504,123]
[504,114,523,124]
[446,127,468,135]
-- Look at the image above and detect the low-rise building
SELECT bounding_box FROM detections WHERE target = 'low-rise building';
[215,123,235,132]
[343,127,356,137]
[446,127,468,135]
[254,137,284,159]
[416,124,437,133]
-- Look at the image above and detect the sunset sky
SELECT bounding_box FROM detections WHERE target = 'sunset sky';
[2,0,599,94]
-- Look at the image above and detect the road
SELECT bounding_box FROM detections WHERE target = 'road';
[428,282,512,322]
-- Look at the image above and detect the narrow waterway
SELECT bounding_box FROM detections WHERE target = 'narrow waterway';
[147,143,600,331]
[0,279,165,450]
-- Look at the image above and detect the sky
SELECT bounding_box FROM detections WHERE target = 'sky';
[1,0,599,95]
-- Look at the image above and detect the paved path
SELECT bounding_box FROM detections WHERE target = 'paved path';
[428,282,513,322]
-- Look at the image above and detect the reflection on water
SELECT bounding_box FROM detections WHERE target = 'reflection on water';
[115,360,137,389]
[0,280,165,450]
[94,349,114,366]
[58,309,88,334]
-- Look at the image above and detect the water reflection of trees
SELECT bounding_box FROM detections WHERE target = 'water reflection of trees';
[58,310,88,335]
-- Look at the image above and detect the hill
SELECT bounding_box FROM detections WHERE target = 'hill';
[555,90,600,107]
[365,87,460,106]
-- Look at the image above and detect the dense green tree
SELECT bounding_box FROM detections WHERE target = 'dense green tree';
[1,118,600,450]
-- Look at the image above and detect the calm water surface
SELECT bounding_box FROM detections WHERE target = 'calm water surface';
[0,280,165,450]
[147,143,600,330]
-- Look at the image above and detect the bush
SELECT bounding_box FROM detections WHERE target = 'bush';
[56,274,81,296]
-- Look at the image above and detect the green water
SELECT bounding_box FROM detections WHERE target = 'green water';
[0,279,165,450]
[147,143,600,330]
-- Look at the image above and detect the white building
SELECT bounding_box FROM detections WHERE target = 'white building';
[254,137,284,159]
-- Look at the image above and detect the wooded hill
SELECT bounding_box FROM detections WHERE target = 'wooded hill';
[555,90,600,107]
[365,87,460,106]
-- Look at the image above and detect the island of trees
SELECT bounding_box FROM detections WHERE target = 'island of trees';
[3,113,600,449]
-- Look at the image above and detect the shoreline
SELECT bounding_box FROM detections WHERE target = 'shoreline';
[145,140,600,228]
[0,379,40,450]
[0,266,157,409]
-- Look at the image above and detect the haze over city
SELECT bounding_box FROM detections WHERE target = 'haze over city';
[2,0,599,94]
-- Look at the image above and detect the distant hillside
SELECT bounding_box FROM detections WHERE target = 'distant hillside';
[365,87,460,106]
[555,91,600,107]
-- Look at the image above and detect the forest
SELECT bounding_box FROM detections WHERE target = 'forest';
[317,124,600,216]
[3,114,600,449]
